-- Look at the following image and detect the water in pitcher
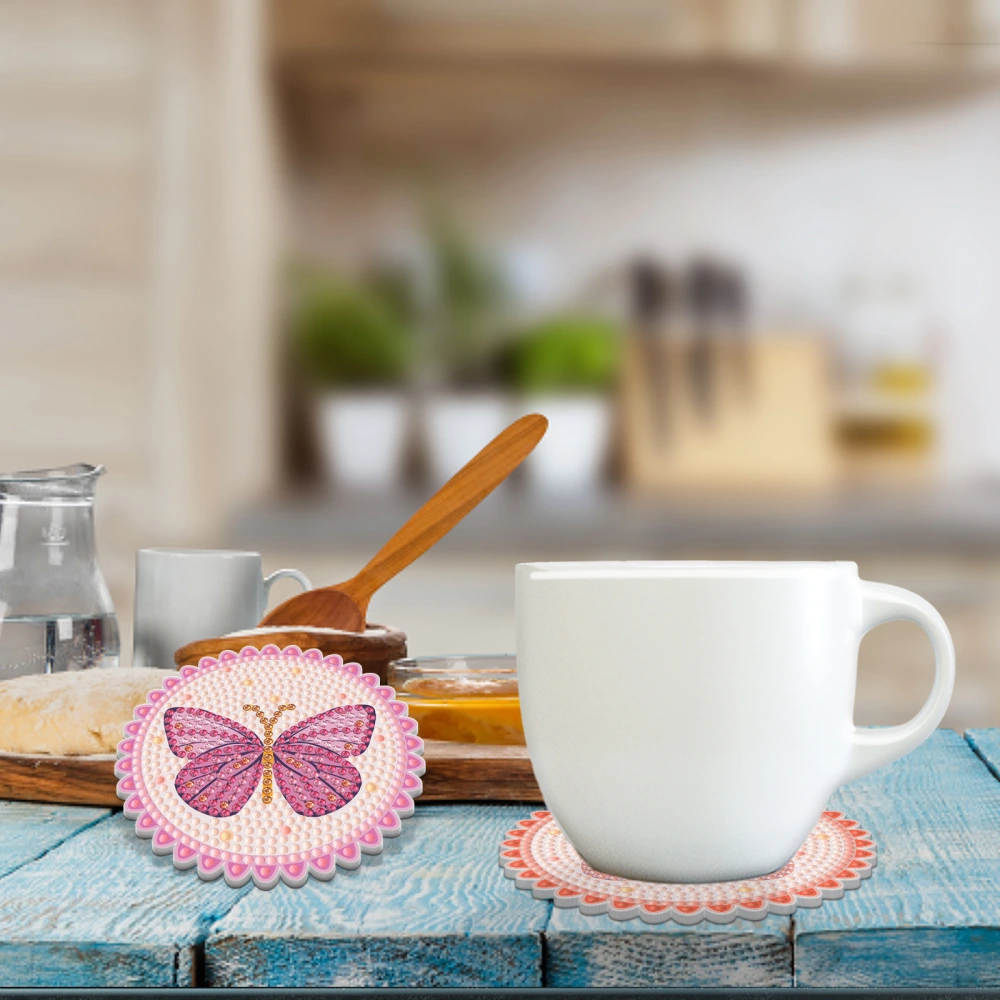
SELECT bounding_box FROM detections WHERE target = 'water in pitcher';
[0,613,120,677]
[0,464,120,676]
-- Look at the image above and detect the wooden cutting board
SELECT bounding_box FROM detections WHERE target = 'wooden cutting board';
[0,741,543,807]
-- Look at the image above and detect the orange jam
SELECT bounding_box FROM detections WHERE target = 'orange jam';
[395,674,524,745]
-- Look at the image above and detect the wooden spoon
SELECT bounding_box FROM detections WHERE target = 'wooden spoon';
[258,413,548,632]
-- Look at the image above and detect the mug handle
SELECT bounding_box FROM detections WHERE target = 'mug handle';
[262,568,312,608]
[841,580,955,784]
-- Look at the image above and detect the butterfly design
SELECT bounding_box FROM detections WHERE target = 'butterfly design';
[163,702,376,818]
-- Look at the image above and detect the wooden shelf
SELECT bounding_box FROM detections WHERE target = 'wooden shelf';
[271,0,996,74]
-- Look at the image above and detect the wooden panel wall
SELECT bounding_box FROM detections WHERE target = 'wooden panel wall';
[0,0,279,653]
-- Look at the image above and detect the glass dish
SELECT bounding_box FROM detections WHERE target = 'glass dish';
[387,654,523,745]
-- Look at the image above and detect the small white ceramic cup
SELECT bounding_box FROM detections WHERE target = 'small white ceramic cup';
[132,549,311,669]
[515,560,955,883]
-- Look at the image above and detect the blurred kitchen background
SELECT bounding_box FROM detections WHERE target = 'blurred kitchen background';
[4,0,1000,728]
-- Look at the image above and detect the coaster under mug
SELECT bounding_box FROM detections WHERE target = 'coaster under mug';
[500,809,876,925]
[116,644,424,889]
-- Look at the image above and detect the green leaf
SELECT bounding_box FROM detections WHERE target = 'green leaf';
[509,316,620,392]
[291,279,413,388]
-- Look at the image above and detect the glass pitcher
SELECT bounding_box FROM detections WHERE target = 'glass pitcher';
[0,464,120,676]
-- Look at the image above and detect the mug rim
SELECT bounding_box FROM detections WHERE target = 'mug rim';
[137,548,262,559]
[517,560,858,579]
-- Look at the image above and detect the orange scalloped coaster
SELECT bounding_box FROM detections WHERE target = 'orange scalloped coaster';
[500,810,876,925]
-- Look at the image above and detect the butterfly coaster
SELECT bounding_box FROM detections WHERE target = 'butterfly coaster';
[116,644,424,889]
[500,810,876,925]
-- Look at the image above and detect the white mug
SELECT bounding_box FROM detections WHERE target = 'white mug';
[132,549,311,669]
[515,561,954,883]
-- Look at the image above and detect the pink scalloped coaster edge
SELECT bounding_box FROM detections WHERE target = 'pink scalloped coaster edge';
[115,644,425,890]
[500,809,876,925]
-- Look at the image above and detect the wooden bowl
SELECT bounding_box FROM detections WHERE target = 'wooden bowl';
[173,624,407,683]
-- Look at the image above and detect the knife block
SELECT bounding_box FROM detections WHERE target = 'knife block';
[621,333,839,493]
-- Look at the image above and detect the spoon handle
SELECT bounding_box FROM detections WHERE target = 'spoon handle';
[342,413,548,606]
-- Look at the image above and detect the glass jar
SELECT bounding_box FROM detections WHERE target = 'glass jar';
[0,464,120,677]
[388,654,523,745]
[836,274,936,483]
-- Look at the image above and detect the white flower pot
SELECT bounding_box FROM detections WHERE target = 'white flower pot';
[317,392,410,493]
[520,395,612,493]
[423,393,511,485]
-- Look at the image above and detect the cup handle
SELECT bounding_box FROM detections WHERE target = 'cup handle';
[841,580,955,784]
[262,568,312,609]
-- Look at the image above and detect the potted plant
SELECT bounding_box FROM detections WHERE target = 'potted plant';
[291,274,413,492]
[506,315,620,494]
[421,210,510,485]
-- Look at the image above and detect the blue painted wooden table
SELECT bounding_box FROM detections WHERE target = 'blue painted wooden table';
[4,728,1000,989]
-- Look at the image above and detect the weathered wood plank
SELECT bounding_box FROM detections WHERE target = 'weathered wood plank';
[0,811,248,987]
[5,730,989,990]
[0,799,108,879]
[204,804,547,988]
[795,729,1000,988]
[544,909,791,988]
[965,727,1000,782]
